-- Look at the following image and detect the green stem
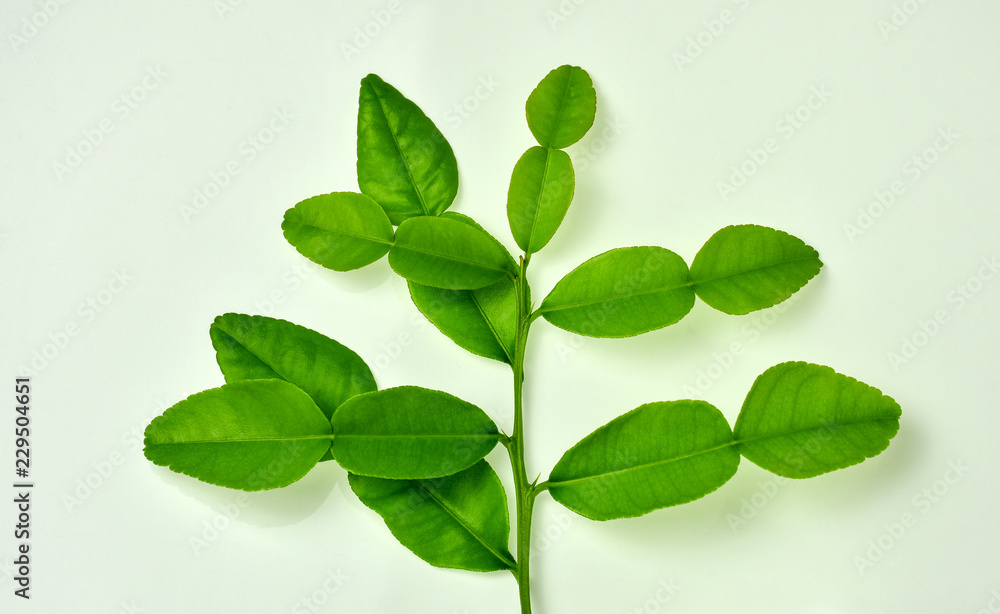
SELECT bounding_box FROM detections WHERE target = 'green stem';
[511,253,535,614]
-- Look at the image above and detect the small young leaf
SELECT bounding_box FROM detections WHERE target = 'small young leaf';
[547,401,739,520]
[348,460,515,572]
[507,146,575,254]
[389,215,513,290]
[538,246,695,338]
[210,313,377,420]
[408,212,520,364]
[734,362,901,479]
[689,225,822,315]
[331,386,500,479]
[525,65,597,149]
[281,192,394,271]
[357,74,459,224]
[143,380,332,491]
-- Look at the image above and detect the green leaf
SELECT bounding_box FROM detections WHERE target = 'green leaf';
[348,460,515,572]
[408,277,518,364]
[281,192,394,271]
[331,386,500,479]
[210,313,377,420]
[389,215,513,290]
[538,246,696,338]
[357,74,459,224]
[547,401,740,521]
[734,362,902,479]
[408,212,519,364]
[507,146,575,254]
[143,380,332,491]
[689,224,822,315]
[525,65,597,149]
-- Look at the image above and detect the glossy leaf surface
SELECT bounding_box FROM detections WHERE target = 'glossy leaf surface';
[507,146,575,254]
[548,400,739,520]
[281,192,394,271]
[735,362,902,479]
[389,215,513,290]
[689,225,822,315]
[525,65,597,149]
[538,246,695,338]
[408,213,519,363]
[349,460,515,572]
[210,313,377,420]
[331,386,500,479]
[357,74,458,224]
[144,380,331,491]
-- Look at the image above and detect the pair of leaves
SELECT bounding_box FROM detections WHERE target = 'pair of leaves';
[144,314,513,570]
[282,193,514,290]
[146,314,500,490]
[339,389,513,572]
[281,72,464,272]
[145,315,501,486]
[507,65,597,254]
[407,213,521,364]
[145,380,501,484]
[547,362,901,520]
[282,74,517,299]
[537,224,823,338]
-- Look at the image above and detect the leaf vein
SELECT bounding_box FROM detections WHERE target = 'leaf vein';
[416,482,516,570]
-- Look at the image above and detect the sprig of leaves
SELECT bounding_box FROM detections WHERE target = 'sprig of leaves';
[143,65,901,614]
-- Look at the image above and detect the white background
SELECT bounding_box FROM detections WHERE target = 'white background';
[2,1,999,613]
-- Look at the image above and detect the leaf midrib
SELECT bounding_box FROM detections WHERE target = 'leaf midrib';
[371,83,430,216]
[548,414,898,488]
[416,481,516,570]
[544,70,573,147]
[470,288,514,364]
[691,253,820,286]
[148,434,333,446]
[215,326,298,389]
[538,279,690,315]
[539,253,821,315]
[294,220,394,246]
[524,148,556,252]
[394,242,509,275]
[334,433,499,439]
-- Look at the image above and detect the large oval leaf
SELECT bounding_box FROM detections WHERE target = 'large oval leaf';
[689,225,822,315]
[548,400,740,520]
[538,246,695,338]
[281,192,394,271]
[210,313,377,420]
[143,380,332,491]
[357,74,458,224]
[734,362,901,479]
[331,386,500,479]
[507,146,575,254]
[408,213,519,364]
[525,65,597,149]
[389,215,513,290]
[348,460,515,572]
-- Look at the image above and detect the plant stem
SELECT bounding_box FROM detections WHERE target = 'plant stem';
[510,254,535,614]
